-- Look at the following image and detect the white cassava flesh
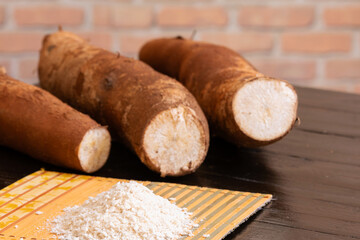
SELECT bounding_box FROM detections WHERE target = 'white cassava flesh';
[143,106,206,176]
[78,127,111,173]
[233,79,298,141]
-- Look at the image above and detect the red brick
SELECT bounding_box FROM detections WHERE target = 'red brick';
[326,59,360,79]
[199,32,273,53]
[19,58,38,81]
[0,6,4,25]
[93,6,152,28]
[78,32,112,50]
[119,35,157,56]
[75,0,130,1]
[157,7,227,27]
[249,58,316,83]
[148,0,208,1]
[14,6,83,27]
[324,6,360,27]
[119,32,188,56]
[238,6,314,28]
[0,33,43,53]
[282,33,351,53]
[354,84,360,95]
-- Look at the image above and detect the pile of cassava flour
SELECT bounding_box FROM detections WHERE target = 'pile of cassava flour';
[51,181,196,240]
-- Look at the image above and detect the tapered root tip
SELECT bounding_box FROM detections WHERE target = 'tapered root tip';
[143,106,208,177]
[232,79,298,144]
[0,66,6,74]
[78,127,111,173]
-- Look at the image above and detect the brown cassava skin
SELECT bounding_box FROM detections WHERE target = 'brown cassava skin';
[0,72,106,172]
[139,37,298,147]
[38,31,209,176]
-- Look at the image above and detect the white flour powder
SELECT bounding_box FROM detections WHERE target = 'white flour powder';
[51,181,196,240]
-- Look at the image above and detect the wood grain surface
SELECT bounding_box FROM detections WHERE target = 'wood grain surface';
[0,86,359,239]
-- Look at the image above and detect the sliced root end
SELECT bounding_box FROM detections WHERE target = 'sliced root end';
[143,106,208,176]
[233,78,298,143]
[78,127,111,173]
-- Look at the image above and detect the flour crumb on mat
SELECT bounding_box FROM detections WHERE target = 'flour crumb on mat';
[14,225,18,229]
[51,181,196,240]
[35,211,43,215]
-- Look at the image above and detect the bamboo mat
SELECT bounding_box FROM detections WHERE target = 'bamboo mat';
[0,170,272,240]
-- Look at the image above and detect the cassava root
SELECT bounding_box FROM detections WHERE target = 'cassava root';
[140,37,298,147]
[38,31,209,176]
[0,69,111,173]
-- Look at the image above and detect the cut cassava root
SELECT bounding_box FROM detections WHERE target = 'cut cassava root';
[38,31,209,176]
[143,106,205,174]
[139,37,298,147]
[0,69,111,173]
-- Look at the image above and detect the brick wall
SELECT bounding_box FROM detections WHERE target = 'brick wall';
[0,0,359,94]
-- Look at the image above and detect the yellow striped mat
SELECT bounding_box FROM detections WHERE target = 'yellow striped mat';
[0,170,272,240]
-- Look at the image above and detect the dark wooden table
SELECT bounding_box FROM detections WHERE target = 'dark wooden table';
[0,87,359,239]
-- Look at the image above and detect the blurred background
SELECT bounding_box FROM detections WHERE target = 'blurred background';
[0,0,359,94]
